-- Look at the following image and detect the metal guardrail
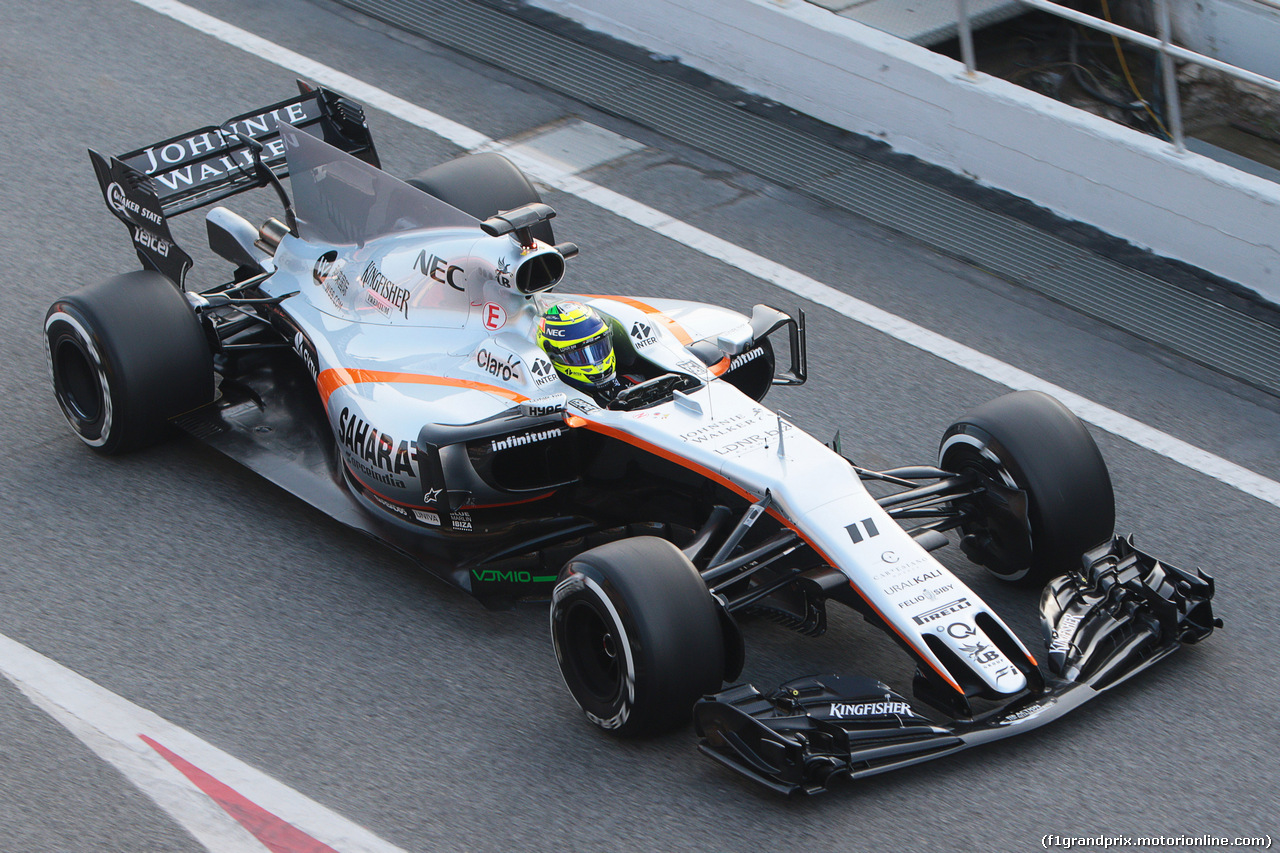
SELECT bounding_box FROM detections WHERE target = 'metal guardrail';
[956,0,1280,153]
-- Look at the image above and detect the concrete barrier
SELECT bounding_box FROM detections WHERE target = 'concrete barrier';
[531,0,1280,305]
[1173,0,1280,78]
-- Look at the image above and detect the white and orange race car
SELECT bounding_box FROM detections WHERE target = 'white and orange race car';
[46,85,1218,794]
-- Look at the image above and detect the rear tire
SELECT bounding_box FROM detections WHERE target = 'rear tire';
[45,271,214,454]
[408,153,554,245]
[940,390,1114,586]
[550,537,725,736]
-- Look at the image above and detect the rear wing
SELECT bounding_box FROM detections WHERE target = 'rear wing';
[89,82,379,286]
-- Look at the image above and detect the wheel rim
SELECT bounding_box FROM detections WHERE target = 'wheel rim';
[947,446,1033,579]
[54,337,103,423]
[561,599,624,705]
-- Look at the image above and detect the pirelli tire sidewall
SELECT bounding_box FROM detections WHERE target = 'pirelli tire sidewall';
[45,271,214,454]
[550,537,725,737]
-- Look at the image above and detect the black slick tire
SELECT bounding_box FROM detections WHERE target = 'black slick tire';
[407,153,554,244]
[45,271,214,454]
[940,390,1115,586]
[550,537,725,736]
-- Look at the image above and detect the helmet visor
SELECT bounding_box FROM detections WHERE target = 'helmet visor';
[551,332,613,368]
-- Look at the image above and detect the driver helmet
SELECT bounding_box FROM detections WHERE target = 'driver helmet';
[537,301,617,392]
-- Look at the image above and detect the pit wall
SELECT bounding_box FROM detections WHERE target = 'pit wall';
[531,0,1280,305]
[1173,0,1280,78]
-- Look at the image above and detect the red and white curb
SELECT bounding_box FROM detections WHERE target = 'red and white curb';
[0,632,409,853]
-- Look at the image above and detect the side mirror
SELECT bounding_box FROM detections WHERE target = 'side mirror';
[717,323,754,356]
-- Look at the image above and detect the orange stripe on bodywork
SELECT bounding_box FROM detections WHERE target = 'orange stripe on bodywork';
[317,368,529,408]
[579,294,695,345]
[567,416,964,693]
[575,418,756,504]
[709,356,731,377]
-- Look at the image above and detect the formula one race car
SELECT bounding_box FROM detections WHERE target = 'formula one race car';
[46,84,1219,794]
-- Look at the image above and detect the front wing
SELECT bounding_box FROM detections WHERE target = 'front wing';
[693,536,1219,794]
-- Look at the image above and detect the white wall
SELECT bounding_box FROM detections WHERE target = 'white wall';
[1172,0,1280,79]
[532,0,1280,304]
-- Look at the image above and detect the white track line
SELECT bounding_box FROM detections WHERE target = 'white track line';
[0,633,409,853]
[131,0,1280,509]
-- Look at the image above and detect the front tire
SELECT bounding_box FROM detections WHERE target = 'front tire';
[940,390,1115,586]
[550,537,725,736]
[45,271,214,454]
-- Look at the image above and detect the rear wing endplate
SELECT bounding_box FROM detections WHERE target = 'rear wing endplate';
[89,82,379,286]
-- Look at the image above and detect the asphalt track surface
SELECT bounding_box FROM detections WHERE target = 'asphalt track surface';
[0,0,1277,850]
